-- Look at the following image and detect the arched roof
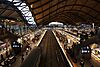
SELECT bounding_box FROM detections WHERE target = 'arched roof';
[0,0,100,26]
[0,0,35,25]
[26,0,100,26]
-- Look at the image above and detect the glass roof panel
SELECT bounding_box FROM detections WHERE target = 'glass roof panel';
[21,11,29,14]
[7,0,36,25]
[8,0,13,2]
[21,6,29,11]
[29,18,34,21]
[24,12,32,16]
[20,3,26,6]
[17,6,23,10]
[14,2,21,6]
[13,0,21,2]
[25,17,29,20]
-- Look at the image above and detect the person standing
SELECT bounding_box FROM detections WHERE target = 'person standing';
[80,59,85,67]
[26,47,29,55]
[1,54,4,61]
[6,51,8,58]
[21,54,24,62]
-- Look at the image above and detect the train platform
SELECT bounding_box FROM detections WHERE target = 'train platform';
[53,29,100,67]
[1,29,100,67]
[19,30,71,67]
[11,30,47,67]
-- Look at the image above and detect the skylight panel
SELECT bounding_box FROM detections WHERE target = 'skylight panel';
[24,6,29,10]
[17,6,23,10]
[20,3,26,6]
[22,7,29,11]
[24,12,32,16]
[13,0,21,2]
[8,0,13,2]
[21,11,28,14]
[14,2,21,6]
[25,17,28,20]
[8,0,36,25]
[29,18,34,22]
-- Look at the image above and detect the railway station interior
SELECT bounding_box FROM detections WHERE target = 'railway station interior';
[0,0,100,67]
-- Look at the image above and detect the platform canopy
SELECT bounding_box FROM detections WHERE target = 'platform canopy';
[0,0,100,26]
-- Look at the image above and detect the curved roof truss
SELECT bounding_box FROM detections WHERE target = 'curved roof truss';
[26,0,100,26]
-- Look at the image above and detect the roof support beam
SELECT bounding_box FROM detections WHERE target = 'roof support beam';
[43,13,75,24]
[29,0,41,5]
[0,1,26,22]
[93,0,100,3]
[31,0,53,10]
[34,0,64,16]
[0,15,17,20]
[37,9,100,25]
[36,4,100,21]
[34,4,100,19]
